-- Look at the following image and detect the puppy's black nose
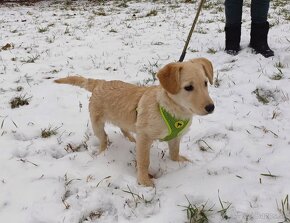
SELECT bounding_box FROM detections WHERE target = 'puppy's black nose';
[205,104,215,113]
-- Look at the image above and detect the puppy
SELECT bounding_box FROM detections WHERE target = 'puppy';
[55,58,214,186]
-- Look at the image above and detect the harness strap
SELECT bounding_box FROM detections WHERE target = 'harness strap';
[159,106,190,141]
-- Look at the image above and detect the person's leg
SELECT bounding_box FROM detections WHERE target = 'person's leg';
[225,0,243,25]
[249,0,274,57]
[224,0,243,55]
[251,0,269,24]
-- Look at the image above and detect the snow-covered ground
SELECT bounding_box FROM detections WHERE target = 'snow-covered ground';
[0,0,290,222]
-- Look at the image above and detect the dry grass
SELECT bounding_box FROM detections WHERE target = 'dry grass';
[10,95,31,109]
[41,126,60,138]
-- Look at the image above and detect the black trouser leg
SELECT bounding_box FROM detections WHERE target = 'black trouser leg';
[225,0,243,26]
[251,0,270,24]
[224,0,243,55]
[250,0,274,57]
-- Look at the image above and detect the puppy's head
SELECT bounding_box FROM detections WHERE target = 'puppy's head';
[157,57,214,116]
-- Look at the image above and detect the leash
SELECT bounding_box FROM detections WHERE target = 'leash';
[178,0,206,62]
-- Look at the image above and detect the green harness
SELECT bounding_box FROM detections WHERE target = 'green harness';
[159,106,190,141]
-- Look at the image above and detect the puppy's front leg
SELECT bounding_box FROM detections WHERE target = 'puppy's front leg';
[168,137,191,162]
[136,134,154,187]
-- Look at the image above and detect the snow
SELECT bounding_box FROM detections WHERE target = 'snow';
[0,0,290,222]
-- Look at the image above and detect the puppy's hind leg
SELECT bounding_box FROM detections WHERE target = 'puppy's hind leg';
[91,117,108,154]
[89,104,108,153]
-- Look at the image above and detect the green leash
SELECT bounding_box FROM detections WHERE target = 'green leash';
[159,106,190,141]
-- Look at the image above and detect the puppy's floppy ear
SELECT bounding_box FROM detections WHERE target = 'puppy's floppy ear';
[190,58,214,85]
[157,63,181,94]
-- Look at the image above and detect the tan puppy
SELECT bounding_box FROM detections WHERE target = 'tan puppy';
[55,58,214,186]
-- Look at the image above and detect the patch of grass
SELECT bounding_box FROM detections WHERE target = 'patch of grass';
[64,134,89,152]
[64,26,70,34]
[179,196,213,223]
[151,41,164,45]
[217,27,224,33]
[16,86,23,92]
[207,48,217,54]
[38,26,49,33]
[141,60,159,85]
[87,209,104,220]
[87,21,94,29]
[280,8,290,16]
[184,0,197,3]
[10,95,31,109]
[79,209,105,222]
[189,48,199,53]
[203,1,222,10]
[281,90,289,102]
[217,17,225,23]
[205,19,215,23]
[273,0,288,8]
[1,43,14,51]
[272,109,281,119]
[1,116,7,129]
[47,23,55,27]
[252,88,271,104]
[270,73,283,80]
[20,54,40,63]
[214,71,221,88]
[197,139,214,152]
[215,6,223,13]
[260,169,279,178]
[169,4,181,9]
[146,9,158,17]
[270,68,284,80]
[46,35,56,43]
[61,174,81,210]
[122,185,154,207]
[254,125,279,138]
[93,8,106,16]
[64,142,88,152]
[88,0,105,3]
[109,28,117,33]
[64,0,73,9]
[196,27,208,34]
[96,176,111,187]
[50,69,60,74]
[116,1,128,8]
[277,195,290,222]
[217,191,231,220]
[275,61,285,69]
[41,126,60,138]
[19,158,38,166]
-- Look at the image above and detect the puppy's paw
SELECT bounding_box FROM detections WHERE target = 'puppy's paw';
[138,176,154,187]
[171,155,191,162]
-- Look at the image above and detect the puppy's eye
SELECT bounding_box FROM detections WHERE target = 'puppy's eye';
[205,81,208,87]
[184,85,194,91]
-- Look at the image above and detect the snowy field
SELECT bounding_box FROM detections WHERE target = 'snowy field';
[1,0,290,222]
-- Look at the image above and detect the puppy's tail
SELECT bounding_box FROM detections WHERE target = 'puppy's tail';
[54,76,101,92]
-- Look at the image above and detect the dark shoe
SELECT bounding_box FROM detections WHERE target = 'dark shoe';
[225,24,241,55]
[226,49,239,56]
[249,22,274,58]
